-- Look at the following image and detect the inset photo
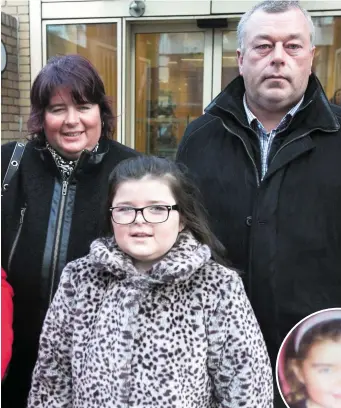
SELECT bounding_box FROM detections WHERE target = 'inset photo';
[276,308,341,408]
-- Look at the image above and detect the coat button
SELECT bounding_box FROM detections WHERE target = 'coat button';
[246,216,252,226]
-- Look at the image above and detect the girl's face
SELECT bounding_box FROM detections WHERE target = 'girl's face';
[294,339,341,408]
[111,176,184,271]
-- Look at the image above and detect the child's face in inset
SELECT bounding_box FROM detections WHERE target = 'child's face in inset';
[294,339,341,408]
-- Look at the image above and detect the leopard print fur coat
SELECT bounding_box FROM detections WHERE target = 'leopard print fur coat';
[28,230,273,408]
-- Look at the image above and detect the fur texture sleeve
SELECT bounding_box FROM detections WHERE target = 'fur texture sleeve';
[27,261,77,408]
[207,274,274,407]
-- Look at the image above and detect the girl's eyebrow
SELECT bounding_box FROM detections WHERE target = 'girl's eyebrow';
[311,363,334,367]
[113,200,169,206]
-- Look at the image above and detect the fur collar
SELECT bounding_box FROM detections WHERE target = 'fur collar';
[89,230,211,286]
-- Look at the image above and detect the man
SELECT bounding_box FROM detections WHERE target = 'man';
[177,0,341,405]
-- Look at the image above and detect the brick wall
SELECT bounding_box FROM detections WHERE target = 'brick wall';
[1,1,30,143]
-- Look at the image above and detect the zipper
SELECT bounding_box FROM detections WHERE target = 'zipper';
[48,180,68,304]
[8,205,27,273]
[220,119,260,187]
[47,150,87,304]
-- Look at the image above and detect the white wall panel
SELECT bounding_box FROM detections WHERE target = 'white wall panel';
[42,0,210,19]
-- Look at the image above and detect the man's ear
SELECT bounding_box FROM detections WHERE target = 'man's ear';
[310,46,316,74]
[237,49,243,76]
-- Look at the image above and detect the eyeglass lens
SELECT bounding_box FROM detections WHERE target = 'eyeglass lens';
[111,205,171,224]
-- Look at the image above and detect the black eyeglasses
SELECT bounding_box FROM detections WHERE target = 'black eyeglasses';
[109,204,179,225]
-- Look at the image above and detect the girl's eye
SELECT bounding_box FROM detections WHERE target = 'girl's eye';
[115,207,134,213]
[318,367,331,374]
[149,205,167,213]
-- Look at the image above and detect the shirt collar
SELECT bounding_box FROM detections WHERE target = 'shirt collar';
[243,94,304,131]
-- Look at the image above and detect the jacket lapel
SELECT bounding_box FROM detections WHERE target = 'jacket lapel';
[264,134,315,181]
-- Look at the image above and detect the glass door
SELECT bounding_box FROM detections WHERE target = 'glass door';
[43,18,122,141]
[131,23,213,158]
[212,23,239,99]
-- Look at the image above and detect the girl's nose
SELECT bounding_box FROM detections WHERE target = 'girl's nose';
[134,211,145,224]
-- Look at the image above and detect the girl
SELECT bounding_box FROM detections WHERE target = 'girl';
[284,309,341,408]
[28,156,273,408]
[1,54,137,408]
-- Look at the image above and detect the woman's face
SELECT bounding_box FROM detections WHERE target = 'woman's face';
[44,87,102,160]
[111,176,184,271]
[294,339,341,408]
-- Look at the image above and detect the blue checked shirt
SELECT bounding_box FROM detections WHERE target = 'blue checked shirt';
[243,94,304,180]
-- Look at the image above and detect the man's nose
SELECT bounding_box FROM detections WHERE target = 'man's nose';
[64,108,79,125]
[271,43,285,65]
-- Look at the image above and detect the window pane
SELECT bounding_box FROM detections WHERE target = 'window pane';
[46,23,118,139]
[312,17,341,105]
[221,30,239,89]
[135,32,204,158]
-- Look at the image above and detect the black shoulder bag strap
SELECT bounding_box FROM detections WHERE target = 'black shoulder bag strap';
[2,142,26,196]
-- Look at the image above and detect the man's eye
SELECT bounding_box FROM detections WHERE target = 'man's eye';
[256,44,272,50]
[287,44,301,50]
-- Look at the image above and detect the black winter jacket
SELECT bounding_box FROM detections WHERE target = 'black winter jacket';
[1,137,138,408]
[176,74,341,368]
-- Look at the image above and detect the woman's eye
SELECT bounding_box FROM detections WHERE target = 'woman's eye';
[50,107,65,113]
[78,105,91,111]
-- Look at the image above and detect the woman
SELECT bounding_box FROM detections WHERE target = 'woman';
[28,156,273,407]
[1,54,138,407]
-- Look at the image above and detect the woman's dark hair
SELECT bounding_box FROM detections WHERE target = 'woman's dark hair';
[105,155,230,267]
[284,319,341,404]
[28,54,114,143]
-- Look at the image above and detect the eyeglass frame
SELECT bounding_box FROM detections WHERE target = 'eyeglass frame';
[109,204,179,225]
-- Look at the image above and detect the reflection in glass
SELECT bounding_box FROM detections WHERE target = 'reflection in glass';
[221,31,239,89]
[312,17,341,105]
[135,32,204,157]
[46,24,118,138]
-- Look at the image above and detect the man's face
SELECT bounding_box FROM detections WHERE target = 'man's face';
[237,8,315,113]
